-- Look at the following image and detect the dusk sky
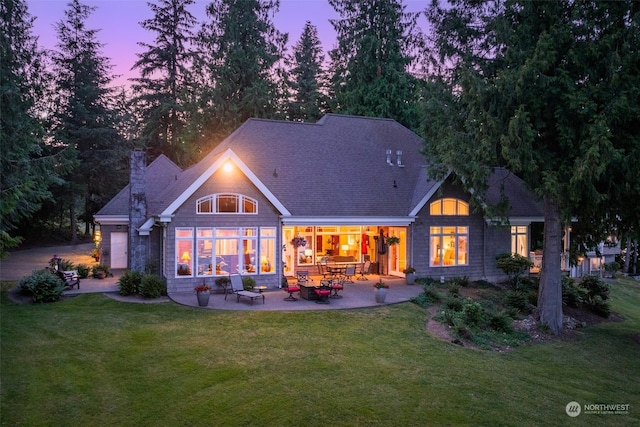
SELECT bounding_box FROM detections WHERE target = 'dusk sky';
[27,0,429,88]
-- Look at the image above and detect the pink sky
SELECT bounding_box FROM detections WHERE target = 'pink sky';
[27,0,427,88]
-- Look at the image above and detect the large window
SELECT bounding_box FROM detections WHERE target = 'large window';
[430,198,469,216]
[196,193,257,214]
[184,227,274,277]
[176,228,194,276]
[511,226,528,258]
[430,226,468,266]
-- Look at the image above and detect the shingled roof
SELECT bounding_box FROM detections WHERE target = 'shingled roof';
[96,115,543,224]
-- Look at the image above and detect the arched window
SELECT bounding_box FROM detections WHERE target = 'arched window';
[430,198,469,216]
[197,194,257,214]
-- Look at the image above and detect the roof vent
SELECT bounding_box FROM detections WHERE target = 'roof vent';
[386,149,394,166]
[396,150,404,167]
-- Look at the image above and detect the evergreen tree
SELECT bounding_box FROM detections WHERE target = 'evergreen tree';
[51,0,127,242]
[425,0,640,333]
[287,21,326,122]
[328,0,422,130]
[194,0,288,146]
[131,0,197,166]
[0,0,67,256]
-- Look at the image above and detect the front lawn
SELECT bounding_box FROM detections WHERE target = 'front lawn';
[1,278,639,426]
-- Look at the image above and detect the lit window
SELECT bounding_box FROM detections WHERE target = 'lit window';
[196,194,257,214]
[430,226,468,266]
[430,198,469,216]
[176,228,194,277]
[511,226,528,258]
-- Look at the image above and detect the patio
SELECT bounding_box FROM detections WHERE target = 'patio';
[63,272,424,311]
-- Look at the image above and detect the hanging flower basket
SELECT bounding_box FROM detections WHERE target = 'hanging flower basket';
[386,236,400,246]
[291,236,307,248]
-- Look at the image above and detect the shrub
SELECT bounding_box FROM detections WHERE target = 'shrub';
[451,276,470,288]
[242,276,256,291]
[587,295,611,318]
[504,290,528,312]
[448,282,461,297]
[19,270,65,303]
[76,264,90,278]
[496,252,533,285]
[59,258,75,271]
[462,300,485,327]
[562,276,584,308]
[215,276,231,288]
[488,311,514,333]
[444,295,463,312]
[579,276,610,301]
[139,274,166,298]
[411,285,442,307]
[118,271,143,296]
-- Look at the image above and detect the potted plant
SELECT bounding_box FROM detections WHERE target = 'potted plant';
[373,280,389,303]
[214,276,231,294]
[194,281,211,307]
[92,264,110,279]
[403,266,416,285]
[386,236,400,246]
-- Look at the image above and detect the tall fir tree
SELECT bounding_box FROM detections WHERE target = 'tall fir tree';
[0,0,67,256]
[194,0,288,147]
[287,21,326,122]
[51,0,127,241]
[425,0,640,333]
[131,0,197,166]
[328,0,422,131]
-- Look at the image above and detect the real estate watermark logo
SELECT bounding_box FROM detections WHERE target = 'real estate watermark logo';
[566,401,630,417]
[565,401,581,417]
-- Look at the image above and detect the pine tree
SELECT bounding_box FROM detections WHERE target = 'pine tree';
[0,0,67,256]
[194,0,288,145]
[426,0,640,333]
[51,0,127,242]
[131,0,197,166]
[328,0,422,130]
[287,21,326,122]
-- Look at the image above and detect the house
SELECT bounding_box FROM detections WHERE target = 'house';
[94,114,545,293]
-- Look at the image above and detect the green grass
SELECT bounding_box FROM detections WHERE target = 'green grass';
[2,278,639,426]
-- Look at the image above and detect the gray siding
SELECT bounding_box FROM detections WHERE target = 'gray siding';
[410,179,510,282]
[165,168,282,293]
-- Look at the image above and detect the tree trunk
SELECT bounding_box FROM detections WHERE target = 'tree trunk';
[537,194,563,334]
[69,204,78,245]
[624,237,631,274]
[633,240,638,275]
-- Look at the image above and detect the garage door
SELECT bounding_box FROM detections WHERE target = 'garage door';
[110,232,128,269]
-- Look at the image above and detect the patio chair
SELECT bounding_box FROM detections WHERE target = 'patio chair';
[343,264,356,284]
[357,261,371,281]
[296,270,310,285]
[316,263,329,279]
[229,274,264,305]
[283,278,300,301]
[314,283,331,304]
[329,277,344,298]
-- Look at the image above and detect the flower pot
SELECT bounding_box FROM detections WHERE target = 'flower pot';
[374,288,388,303]
[406,273,415,285]
[196,291,210,307]
[96,271,106,279]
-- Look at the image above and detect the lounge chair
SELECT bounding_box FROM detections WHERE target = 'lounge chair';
[229,274,264,305]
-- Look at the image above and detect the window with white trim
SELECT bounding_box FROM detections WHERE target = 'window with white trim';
[430,198,469,216]
[188,227,274,277]
[196,193,257,214]
[430,226,468,266]
[511,226,528,258]
[176,228,194,276]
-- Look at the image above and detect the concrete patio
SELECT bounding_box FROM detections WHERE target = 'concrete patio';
[63,272,424,311]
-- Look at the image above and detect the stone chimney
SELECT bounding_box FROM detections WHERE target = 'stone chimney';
[129,150,147,273]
